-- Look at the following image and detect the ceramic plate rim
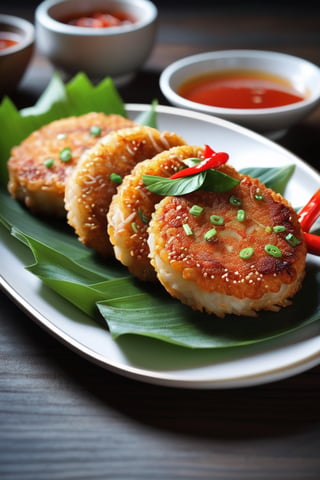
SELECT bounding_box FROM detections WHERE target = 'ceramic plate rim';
[1,103,319,389]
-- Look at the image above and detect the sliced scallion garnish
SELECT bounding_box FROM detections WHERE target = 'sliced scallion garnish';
[44,158,54,168]
[265,244,282,257]
[189,205,203,216]
[239,247,254,259]
[237,209,245,222]
[90,125,102,137]
[229,195,242,206]
[204,228,217,241]
[285,233,300,247]
[210,214,224,225]
[183,223,193,236]
[59,147,72,162]
[110,172,122,184]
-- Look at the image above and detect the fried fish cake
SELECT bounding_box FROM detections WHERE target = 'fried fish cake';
[65,126,185,256]
[107,145,204,281]
[7,112,135,216]
[148,168,307,317]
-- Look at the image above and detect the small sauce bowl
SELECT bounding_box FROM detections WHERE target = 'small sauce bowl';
[0,14,35,96]
[35,0,158,83]
[160,50,320,138]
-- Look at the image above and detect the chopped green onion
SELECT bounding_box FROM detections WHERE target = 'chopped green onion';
[189,205,203,216]
[90,125,102,137]
[273,225,286,233]
[138,208,148,224]
[44,158,54,168]
[183,223,193,236]
[237,209,246,222]
[239,247,254,259]
[131,222,138,233]
[210,214,224,225]
[109,172,122,184]
[204,228,217,241]
[254,194,264,201]
[285,233,301,247]
[265,226,272,233]
[229,195,242,206]
[265,244,282,257]
[59,147,72,162]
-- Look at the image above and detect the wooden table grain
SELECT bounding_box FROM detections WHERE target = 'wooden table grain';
[1,2,320,479]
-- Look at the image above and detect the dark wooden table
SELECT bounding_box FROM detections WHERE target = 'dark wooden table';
[1,2,320,479]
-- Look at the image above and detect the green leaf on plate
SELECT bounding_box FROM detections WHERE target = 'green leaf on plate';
[134,98,159,128]
[0,73,318,350]
[1,190,319,349]
[240,164,295,195]
[0,72,126,187]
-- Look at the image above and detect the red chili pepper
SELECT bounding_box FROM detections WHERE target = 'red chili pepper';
[297,189,320,256]
[203,144,215,158]
[298,189,320,232]
[303,232,320,256]
[170,145,229,179]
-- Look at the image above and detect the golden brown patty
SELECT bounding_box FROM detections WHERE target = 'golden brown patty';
[148,167,307,317]
[65,126,185,257]
[107,145,204,281]
[7,112,135,216]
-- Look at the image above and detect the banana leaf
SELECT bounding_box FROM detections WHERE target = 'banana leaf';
[0,73,319,349]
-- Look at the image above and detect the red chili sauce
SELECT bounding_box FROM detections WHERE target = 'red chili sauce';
[178,70,305,109]
[64,11,136,28]
[0,36,18,51]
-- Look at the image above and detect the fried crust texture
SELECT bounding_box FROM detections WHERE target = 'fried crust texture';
[107,145,204,281]
[65,126,185,256]
[7,113,135,216]
[148,168,307,317]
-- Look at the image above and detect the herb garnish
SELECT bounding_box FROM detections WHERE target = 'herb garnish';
[142,151,239,196]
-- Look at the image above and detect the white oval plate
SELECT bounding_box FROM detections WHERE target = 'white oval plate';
[1,104,319,389]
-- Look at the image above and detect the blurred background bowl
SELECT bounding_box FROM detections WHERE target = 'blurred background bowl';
[0,14,35,97]
[159,50,320,138]
[35,0,158,84]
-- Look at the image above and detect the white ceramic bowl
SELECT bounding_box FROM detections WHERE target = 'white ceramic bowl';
[35,0,157,82]
[0,14,35,96]
[159,50,320,137]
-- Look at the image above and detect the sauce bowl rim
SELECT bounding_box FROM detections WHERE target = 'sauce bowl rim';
[160,49,320,117]
[35,0,158,36]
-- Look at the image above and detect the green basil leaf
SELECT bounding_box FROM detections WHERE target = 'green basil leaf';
[142,171,207,195]
[182,157,202,167]
[0,74,317,352]
[201,168,240,192]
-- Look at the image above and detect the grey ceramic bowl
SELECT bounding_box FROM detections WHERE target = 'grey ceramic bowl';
[0,14,35,96]
[160,50,320,138]
[35,0,158,83]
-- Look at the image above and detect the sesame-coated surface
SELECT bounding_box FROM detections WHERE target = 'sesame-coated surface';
[148,166,307,317]
[7,113,135,216]
[65,126,185,256]
[108,145,201,281]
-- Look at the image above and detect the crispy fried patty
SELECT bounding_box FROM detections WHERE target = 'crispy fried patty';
[107,145,204,281]
[65,126,186,256]
[148,167,307,317]
[7,113,135,216]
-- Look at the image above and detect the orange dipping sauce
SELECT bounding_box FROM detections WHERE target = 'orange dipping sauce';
[178,70,305,109]
[0,35,18,51]
[64,11,136,28]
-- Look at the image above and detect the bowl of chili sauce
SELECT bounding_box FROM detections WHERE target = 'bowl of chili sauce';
[0,15,35,96]
[160,50,320,138]
[35,0,157,83]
